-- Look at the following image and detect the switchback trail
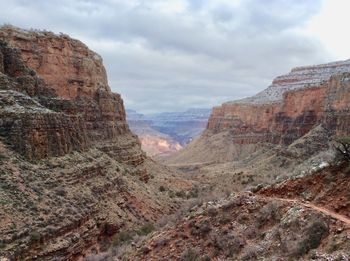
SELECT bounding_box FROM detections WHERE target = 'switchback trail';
[260,195,350,226]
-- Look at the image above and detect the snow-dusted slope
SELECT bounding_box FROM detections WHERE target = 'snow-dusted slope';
[228,59,350,105]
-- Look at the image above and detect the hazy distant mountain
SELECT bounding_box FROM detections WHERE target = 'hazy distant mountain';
[126,108,211,156]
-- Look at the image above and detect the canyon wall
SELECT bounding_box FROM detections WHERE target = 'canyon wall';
[0,26,191,261]
[0,26,144,167]
[207,61,350,145]
[167,59,350,164]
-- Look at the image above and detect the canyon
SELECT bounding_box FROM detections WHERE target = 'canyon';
[127,60,350,261]
[166,59,350,165]
[1,25,350,261]
[126,108,210,157]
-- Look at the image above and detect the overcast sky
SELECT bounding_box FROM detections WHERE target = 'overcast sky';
[1,0,350,113]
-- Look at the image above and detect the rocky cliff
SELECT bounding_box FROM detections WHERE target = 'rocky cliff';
[0,26,191,261]
[0,26,144,167]
[167,59,350,164]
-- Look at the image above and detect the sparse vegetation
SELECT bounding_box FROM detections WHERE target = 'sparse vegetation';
[111,230,134,247]
[190,220,212,237]
[293,219,329,257]
[334,136,350,162]
[181,248,200,261]
[256,201,281,228]
[136,223,155,236]
[29,231,41,243]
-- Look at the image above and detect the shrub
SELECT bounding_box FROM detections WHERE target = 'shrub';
[190,220,212,237]
[29,231,41,242]
[206,207,218,217]
[175,190,187,198]
[55,187,66,197]
[111,230,133,247]
[159,185,166,192]
[256,202,281,228]
[218,214,231,225]
[136,223,154,236]
[201,255,211,261]
[227,236,245,257]
[181,248,200,261]
[85,252,109,261]
[241,245,260,261]
[292,219,329,257]
[334,136,350,162]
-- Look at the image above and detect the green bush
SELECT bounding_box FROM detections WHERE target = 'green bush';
[29,231,41,242]
[293,220,329,257]
[112,230,133,247]
[136,223,154,236]
[181,248,200,261]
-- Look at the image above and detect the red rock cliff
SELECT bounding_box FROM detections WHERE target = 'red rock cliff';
[207,59,350,146]
[0,26,145,169]
[0,26,179,261]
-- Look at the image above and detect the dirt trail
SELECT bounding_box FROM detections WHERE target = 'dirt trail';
[260,196,350,226]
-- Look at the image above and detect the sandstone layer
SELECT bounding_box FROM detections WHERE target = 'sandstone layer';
[167,59,350,164]
[0,26,193,261]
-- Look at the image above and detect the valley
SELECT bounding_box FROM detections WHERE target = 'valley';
[126,108,210,157]
[0,25,350,261]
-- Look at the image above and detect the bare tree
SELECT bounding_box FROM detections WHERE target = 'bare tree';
[333,137,350,162]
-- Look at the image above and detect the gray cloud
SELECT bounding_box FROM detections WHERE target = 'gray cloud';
[0,0,331,113]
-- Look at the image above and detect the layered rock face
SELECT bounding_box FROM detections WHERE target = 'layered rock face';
[0,26,143,167]
[0,26,186,261]
[167,59,350,164]
[207,60,350,146]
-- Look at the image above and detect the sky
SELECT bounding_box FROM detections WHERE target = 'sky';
[1,0,350,113]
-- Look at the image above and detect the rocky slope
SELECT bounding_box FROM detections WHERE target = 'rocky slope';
[110,160,350,261]
[0,26,194,261]
[119,191,350,260]
[166,59,350,165]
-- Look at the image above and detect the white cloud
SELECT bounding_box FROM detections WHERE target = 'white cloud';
[304,0,350,60]
[0,0,333,113]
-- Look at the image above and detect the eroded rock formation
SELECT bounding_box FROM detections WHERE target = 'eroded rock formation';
[0,26,144,168]
[0,26,192,260]
[166,59,350,164]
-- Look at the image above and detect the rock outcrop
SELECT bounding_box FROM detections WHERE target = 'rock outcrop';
[168,59,350,164]
[0,26,192,261]
[0,26,144,168]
